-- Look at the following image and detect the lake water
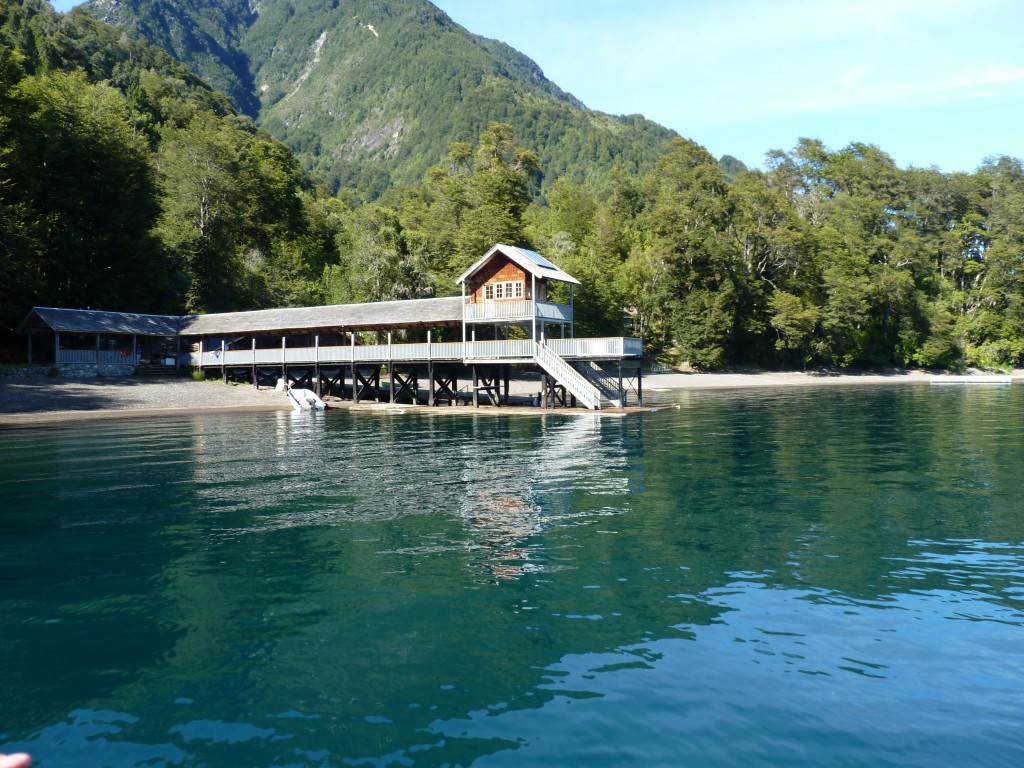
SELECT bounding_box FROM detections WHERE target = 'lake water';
[2,384,1024,767]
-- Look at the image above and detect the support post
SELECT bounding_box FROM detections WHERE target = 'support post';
[221,339,227,384]
[314,334,321,395]
[570,284,574,338]
[252,337,257,387]
[531,273,537,341]
[472,365,479,408]
[428,361,435,407]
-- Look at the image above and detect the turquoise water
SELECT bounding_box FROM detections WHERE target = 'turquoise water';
[2,385,1024,767]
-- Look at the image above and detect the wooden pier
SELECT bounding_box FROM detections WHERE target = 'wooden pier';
[197,337,643,409]
[17,244,645,410]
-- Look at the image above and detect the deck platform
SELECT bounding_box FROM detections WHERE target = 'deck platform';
[194,337,643,409]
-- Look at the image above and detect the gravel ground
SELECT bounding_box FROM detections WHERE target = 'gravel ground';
[0,377,288,426]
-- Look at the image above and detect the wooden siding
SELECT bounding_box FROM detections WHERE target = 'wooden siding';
[470,256,528,303]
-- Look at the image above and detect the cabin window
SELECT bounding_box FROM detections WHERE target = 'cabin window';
[484,280,524,300]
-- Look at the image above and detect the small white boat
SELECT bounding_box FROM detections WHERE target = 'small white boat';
[286,387,328,410]
[930,374,1013,385]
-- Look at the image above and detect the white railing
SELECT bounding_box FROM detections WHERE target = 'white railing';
[535,301,572,321]
[533,341,601,410]
[58,350,129,365]
[463,339,535,360]
[464,300,532,321]
[190,337,641,368]
[576,361,623,407]
[548,337,643,358]
[463,300,572,323]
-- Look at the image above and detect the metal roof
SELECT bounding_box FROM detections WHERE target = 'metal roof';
[17,298,464,338]
[180,296,464,336]
[456,244,580,286]
[16,307,183,336]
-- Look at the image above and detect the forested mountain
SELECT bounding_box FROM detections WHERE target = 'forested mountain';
[0,0,349,341]
[80,0,678,199]
[4,0,1024,373]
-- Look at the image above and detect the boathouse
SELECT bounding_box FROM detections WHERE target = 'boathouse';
[16,244,643,409]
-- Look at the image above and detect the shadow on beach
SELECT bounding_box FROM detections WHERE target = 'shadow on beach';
[0,377,176,414]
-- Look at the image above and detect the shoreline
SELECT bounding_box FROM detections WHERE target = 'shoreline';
[0,369,1017,427]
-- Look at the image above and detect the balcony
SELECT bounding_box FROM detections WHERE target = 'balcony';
[462,299,572,323]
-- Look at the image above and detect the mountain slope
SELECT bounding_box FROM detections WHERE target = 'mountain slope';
[82,0,678,198]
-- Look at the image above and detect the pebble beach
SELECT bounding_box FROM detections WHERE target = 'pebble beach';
[0,367,978,427]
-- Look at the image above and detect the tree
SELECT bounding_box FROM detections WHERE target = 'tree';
[326,205,431,305]
[155,112,247,312]
[411,123,539,285]
[641,137,739,366]
[13,71,167,311]
[768,291,820,368]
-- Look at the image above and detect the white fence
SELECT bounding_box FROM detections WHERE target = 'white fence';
[547,337,643,358]
[57,350,128,365]
[463,300,572,323]
[463,339,535,360]
[191,337,641,368]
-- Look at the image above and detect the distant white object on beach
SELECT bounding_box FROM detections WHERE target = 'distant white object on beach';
[287,387,327,410]
[930,374,1013,384]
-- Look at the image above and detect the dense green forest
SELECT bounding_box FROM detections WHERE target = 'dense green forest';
[3,0,1024,371]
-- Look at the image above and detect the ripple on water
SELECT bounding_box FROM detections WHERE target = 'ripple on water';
[3,388,1024,766]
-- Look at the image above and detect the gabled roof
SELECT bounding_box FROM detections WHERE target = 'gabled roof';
[16,298,464,338]
[456,244,580,286]
[180,296,463,336]
[16,307,183,336]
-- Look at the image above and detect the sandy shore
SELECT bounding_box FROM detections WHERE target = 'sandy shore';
[0,368,1016,427]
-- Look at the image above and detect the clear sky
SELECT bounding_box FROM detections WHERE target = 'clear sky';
[49,0,1024,174]
[433,0,1024,174]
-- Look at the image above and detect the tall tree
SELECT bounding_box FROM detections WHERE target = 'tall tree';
[13,70,167,311]
[642,137,737,367]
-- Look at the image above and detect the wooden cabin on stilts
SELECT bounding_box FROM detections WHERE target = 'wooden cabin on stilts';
[16,244,643,410]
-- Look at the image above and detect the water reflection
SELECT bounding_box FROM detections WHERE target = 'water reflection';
[3,388,1024,766]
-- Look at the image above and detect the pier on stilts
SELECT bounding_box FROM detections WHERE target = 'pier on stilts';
[16,244,644,410]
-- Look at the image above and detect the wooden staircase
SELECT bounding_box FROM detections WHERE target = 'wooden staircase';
[532,341,602,410]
